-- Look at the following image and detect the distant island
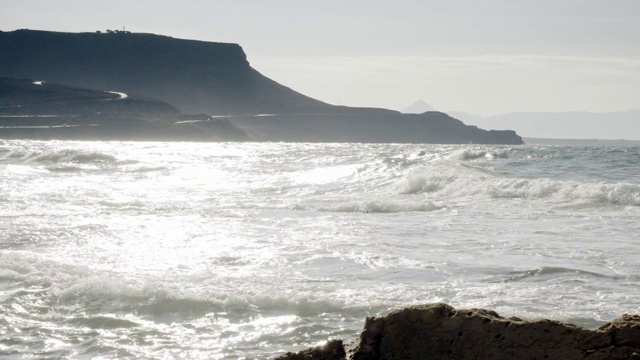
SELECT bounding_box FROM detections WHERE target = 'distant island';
[0,29,523,144]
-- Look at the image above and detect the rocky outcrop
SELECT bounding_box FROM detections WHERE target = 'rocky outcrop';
[277,303,640,360]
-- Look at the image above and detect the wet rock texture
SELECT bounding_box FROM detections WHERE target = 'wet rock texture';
[276,303,640,360]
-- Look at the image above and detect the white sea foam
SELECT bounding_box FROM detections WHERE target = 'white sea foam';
[33,149,118,164]
[295,199,444,213]
[399,172,457,194]
[0,148,118,165]
[398,164,640,206]
[447,148,509,161]
[2,141,640,359]
[487,178,640,206]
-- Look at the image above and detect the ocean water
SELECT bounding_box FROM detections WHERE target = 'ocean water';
[1,140,639,359]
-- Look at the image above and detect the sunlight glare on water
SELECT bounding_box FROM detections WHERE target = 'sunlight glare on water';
[0,140,639,358]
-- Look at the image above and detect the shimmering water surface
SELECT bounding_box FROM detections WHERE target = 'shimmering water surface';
[1,140,639,359]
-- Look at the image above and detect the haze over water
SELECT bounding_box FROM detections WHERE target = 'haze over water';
[1,140,639,359]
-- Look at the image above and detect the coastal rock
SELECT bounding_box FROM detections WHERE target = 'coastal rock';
[278,340,346,360]
[276,303,640,360]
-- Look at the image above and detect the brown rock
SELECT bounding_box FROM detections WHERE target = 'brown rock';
[597,314,640,348]
[275,339,346,360]
[276,303,640,360]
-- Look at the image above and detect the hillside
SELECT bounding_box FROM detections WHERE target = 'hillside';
[0,77,248,141]
[0,77,179,116]
[0,29,328,115]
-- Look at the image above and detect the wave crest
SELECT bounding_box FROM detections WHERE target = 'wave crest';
[399,173,456,194]
[398,163,640,207]
[295,200,444,213]
[33,149,117,164]
[494,267,621,283]
[489,178,640,206]
[448,148,508,161]
[0,148,118,165]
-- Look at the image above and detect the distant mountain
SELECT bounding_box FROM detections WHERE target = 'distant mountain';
[0,29,524,144]
[402,100,437,114]
[448,110,640,140]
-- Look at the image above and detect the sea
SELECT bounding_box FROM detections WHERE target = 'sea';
[1,140,639,359]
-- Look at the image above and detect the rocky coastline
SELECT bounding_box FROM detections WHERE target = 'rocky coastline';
[276,303,640,360]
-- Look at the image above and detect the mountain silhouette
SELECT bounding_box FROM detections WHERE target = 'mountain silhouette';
[402,100,437,114]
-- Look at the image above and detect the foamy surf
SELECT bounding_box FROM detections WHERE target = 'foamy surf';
[397,162,640,207]
[1,141,639,359]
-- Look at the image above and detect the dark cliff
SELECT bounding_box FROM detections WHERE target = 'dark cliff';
[0,29,328,115]
[0,29,523,144]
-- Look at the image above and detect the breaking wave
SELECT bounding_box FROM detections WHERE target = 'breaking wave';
[294,200,444,213]
[0,148,118,164]
[0,252,364,321]
[51,276,362,320]
[487,178,640,206]
[65,316,141,329]
[447,148,509,161]
[494,267,622,283]
[33,149,118,164]
[398,164,640,206]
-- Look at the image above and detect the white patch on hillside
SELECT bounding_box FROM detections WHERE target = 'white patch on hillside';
[106,91,128,99]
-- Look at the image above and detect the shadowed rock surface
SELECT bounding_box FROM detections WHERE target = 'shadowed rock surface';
[276,303,640,360]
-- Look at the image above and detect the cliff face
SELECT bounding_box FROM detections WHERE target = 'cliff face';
[277,303,640,360]
[0,29,328,115]
[0,30,524,144]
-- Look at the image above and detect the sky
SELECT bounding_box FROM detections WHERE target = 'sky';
[3,0,640,116]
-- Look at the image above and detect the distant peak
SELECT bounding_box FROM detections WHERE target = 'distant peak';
[402,100,437,114]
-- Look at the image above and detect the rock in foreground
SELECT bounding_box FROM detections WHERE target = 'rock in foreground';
[277,303,640,360]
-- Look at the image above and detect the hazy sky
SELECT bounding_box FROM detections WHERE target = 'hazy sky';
[3,0,640,116]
